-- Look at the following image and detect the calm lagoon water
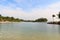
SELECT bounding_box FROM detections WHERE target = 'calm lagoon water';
[0,22,60,40]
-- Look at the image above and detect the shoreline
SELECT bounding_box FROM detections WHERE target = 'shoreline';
[0,21,12,24]
[0,21,21,24]
[47,21,60,25]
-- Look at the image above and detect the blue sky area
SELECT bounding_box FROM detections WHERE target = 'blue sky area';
[0,0,60,21]
[0,0,59,11]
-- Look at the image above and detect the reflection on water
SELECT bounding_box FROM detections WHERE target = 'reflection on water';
[58,25,60,34]
[0,22,60,40]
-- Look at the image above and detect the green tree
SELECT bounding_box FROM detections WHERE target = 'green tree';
[0,14,2,17]
[0,14,2,21]
[35,18,48,22]
[52,14,55,22]
[57,12,60,19]
[0,14,23,22]
[57,12,60,24]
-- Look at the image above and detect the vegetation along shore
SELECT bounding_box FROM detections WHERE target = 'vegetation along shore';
[0,14,48,23]
[47,12,60,25]
[0,15,23,23]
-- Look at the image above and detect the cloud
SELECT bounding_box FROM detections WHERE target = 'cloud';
[29,1,60,21]
[0,1,60,21]
[24,2,59,21]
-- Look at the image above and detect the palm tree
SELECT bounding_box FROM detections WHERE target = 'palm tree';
[0,14,2,21]
[0,15,2,17]
[52,14,55,22]
[57,12,60,24]
[57,12,60,19]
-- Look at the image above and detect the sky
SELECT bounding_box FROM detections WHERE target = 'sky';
[0,0,60,21]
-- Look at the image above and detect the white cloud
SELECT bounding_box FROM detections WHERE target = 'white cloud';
[0,1,60,21]
[29,1,60,21]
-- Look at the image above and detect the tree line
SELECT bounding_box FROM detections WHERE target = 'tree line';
[52,12,60,22]
[0,15,23,22]
[24,18,48,22]
[0,14,48,22]
[48,12,60,24]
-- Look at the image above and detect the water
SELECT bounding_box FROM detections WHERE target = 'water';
[0,22,60,40]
